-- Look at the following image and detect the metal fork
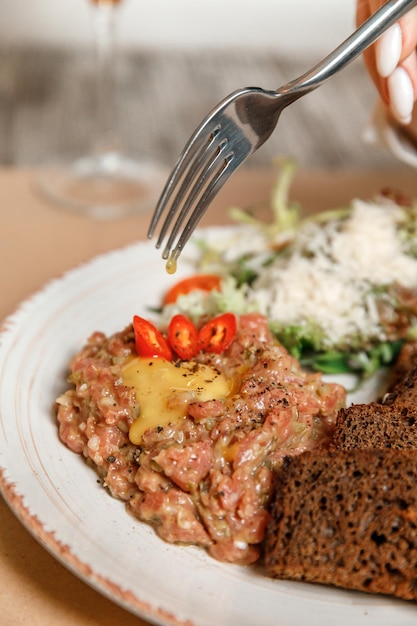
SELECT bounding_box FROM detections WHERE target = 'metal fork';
[149,0,417,269]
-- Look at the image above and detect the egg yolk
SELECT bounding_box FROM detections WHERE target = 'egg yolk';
[123,357,231,444]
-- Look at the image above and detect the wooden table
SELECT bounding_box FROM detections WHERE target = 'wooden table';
[1,166,417,625]
[0,46,403,171]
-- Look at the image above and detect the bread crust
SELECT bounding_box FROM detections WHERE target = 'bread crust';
[387,341,417,392]
[385,365,417,407]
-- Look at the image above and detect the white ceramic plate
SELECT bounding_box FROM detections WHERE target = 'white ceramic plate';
[0,229,415,626]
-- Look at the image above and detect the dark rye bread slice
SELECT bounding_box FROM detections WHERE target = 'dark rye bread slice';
[387,341,417,392]
[263,449,417,600]
[383,365,417,407]
[332,402,417,450]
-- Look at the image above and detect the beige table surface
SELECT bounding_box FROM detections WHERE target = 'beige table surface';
[1,165,417,626]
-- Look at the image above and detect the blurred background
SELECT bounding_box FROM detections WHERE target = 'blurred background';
[0,0,402,170]
[0,0,353,53]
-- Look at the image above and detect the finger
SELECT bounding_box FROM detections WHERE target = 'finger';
[399,47,417,97]
[355,0,372,26]
[381,8,417,121]
[356,0,388,101]
[387,66,414,123]
[398,6,417,62]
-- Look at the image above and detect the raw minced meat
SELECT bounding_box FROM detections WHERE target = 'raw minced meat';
[56,313,346,565]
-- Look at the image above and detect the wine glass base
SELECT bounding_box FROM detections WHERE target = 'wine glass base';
[37,152,169,220]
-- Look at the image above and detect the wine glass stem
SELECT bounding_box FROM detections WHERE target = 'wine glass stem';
[91,3,119,156]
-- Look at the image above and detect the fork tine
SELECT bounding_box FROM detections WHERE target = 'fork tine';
[155,127,223,251]
[148,89,246,241]
[163,151,237,269]
[147,144,196,239]
[147,115,222,240]
[160,136,230,258]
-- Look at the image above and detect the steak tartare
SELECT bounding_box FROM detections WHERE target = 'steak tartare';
[56,312,345,564]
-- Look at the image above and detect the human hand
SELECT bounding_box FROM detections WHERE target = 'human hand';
[357,0,417,125]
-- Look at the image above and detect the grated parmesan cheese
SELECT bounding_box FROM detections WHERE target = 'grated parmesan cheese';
[247,199,417,348]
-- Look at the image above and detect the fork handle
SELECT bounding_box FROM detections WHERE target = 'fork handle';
[279,0,417,99]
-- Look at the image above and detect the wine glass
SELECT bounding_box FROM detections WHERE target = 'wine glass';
[37,0,167,219]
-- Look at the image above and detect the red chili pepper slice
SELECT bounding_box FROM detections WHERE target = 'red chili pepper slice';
[168,314,199,360]
[198,312,237,354]
[133,315,172,360]
[163,274,222,305]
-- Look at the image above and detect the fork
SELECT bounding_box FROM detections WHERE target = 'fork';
[149,0,417,270]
